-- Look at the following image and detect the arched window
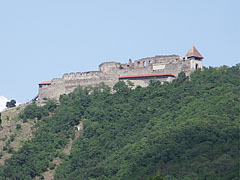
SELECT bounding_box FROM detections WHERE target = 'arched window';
[143,61,146,67]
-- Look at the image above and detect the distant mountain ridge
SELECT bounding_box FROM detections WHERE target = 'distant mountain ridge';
[0,96,9,112]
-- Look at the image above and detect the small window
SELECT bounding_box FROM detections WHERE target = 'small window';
[143,61,146,67]
[195,64,198,69]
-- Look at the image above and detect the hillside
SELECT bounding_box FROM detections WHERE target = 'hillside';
[0,65,239,180]
[0,105,34,166]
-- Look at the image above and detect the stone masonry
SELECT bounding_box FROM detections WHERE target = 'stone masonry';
[38,46,203,103]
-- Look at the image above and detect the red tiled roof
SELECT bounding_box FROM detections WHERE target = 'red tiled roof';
[119,73,176,79]
[39,81,51,85]
[185,46,203,59]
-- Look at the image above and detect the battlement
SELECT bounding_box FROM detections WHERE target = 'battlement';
[38,46,203,103]
[62,71,104,80]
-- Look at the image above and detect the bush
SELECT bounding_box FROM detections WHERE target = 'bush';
[3,145,8,151]
[16,124,21,130]
[7,146,13,153]
[49,163,56,170]
[0,151,3,158]
[45,100,57,112]
[19,101,54,121]
[6,100,16,108]
[9,135,15,142]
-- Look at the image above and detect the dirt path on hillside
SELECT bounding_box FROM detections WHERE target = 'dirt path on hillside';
[42,121,83,180]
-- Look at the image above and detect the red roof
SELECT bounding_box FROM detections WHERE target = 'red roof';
[39,81,51,85]
[119,73,176,79]
[185,46,203,59]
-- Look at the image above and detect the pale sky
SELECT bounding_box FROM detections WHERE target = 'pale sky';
[0,0,239,102]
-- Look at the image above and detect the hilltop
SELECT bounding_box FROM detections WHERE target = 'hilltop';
[0,64,239,180]
[38,46,204,104]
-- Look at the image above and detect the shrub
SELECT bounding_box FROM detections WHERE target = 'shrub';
[16,124,21,129]
[10,135,15,142]
[6,100,16,108]
[3,145,8,151]
[0,151,3,158]
[49,163,56,170]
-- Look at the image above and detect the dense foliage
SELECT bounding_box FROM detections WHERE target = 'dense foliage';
[0,65,239,180]
[6,99,16,108]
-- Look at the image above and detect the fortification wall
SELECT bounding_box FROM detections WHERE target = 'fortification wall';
[121,76,174,87]
[38,71,119,102]
[115,58,191,77]
[38,82,65,102]
[38,53,202,103]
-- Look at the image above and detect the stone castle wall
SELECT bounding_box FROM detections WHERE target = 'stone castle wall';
[38,53,203,102]
[38,72,119,101]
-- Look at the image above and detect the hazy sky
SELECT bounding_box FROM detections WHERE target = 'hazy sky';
[0,0,239,103]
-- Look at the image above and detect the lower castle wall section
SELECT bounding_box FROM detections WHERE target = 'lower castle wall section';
[120,76,174,87]
[38,73,119,103]
[63,75,119,95]
[38,83,66,102]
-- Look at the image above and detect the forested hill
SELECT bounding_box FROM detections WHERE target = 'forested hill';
[0,65,239,180]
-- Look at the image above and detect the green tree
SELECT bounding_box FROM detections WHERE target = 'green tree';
[113,81,130,94]
[6,100,16,108]
[1,65,239,180]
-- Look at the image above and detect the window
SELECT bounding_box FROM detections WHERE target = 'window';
[143,61,146,67]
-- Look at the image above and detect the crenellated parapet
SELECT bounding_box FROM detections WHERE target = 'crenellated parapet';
[62,71,104,80]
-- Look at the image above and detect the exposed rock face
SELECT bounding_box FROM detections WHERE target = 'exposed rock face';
[38,47,204,103]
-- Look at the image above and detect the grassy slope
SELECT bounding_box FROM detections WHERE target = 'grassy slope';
[0,105,36,165]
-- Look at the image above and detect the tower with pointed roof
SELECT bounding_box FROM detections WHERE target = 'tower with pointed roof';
[184,45,203,70]
[37,46,204,104]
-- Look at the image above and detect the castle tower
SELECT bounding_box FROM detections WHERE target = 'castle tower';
[185,46,203,70]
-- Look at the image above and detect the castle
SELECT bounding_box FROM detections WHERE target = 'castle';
[38,46,203,102]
